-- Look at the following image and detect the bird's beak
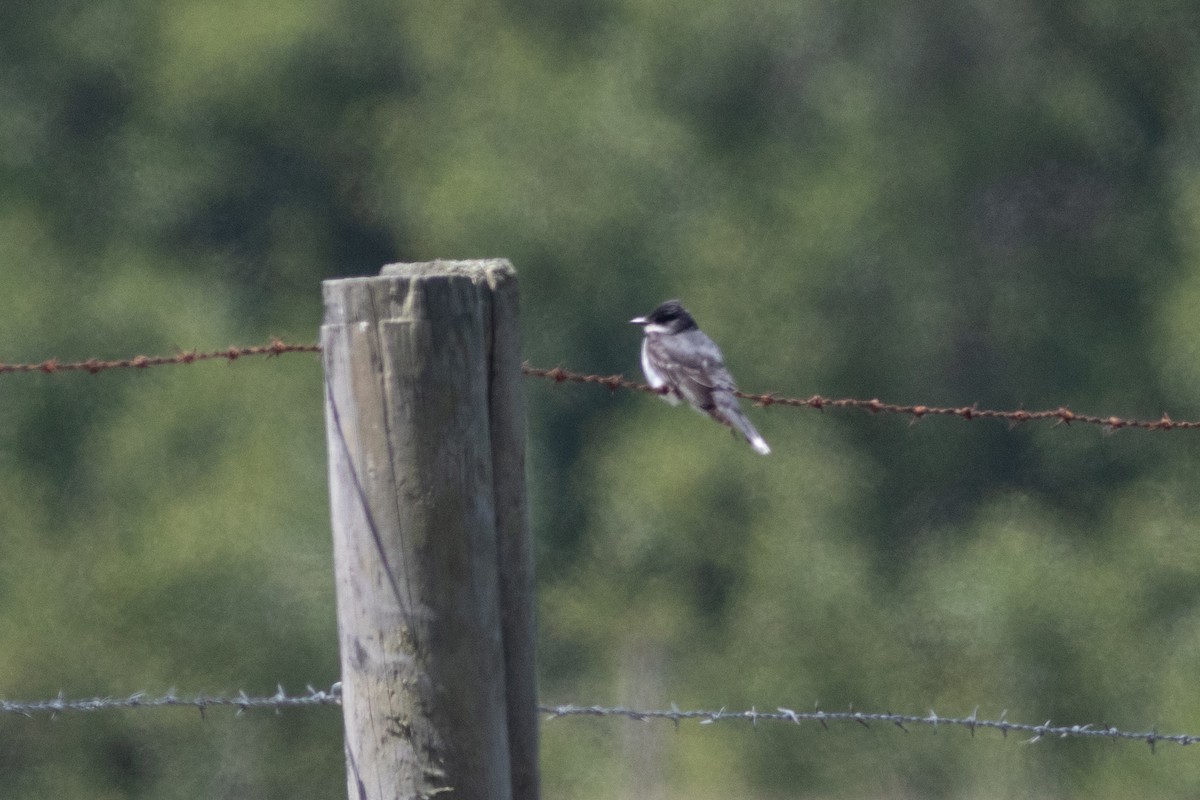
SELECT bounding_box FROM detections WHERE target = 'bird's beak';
[630,315,647,326]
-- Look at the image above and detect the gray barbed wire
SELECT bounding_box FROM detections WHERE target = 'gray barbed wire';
[0,684,342,719]
[0,686,1191,752]
[538,704,1194,753]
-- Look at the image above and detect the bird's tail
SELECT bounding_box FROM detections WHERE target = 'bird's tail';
[714,392,771,455]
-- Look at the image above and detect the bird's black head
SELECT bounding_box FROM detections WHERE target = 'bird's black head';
[630,299,698,334]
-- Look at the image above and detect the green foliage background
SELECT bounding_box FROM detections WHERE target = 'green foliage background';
[3,1,1200,797]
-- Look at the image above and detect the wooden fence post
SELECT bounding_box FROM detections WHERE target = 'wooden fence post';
[320,260,539,800]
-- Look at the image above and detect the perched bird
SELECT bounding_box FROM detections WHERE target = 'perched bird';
[630,299,770,455]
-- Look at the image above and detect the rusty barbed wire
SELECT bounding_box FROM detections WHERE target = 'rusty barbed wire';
[2,339,1195,432]
[538,703,1192,752]
[521,364,1200,432]
[0,684,342,718]
[0,339,320,375]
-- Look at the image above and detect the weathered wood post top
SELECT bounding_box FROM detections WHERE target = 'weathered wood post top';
[320,260,538,800]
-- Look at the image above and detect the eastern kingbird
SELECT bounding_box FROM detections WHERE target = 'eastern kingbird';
[630,299,771,455]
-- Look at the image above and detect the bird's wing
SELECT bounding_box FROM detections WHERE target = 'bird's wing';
[644,329,770,454]
[645,330,736,412]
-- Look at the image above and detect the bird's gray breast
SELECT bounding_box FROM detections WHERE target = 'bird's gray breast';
[641,337,681,404]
